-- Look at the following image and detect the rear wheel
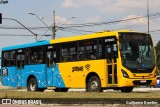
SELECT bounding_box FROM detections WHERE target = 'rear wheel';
[86,76,103,92]
[27,78,38,92]
[55,88,69,92]
[121,87,133,93]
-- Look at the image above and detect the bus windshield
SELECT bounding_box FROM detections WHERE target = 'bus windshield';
[119,33,155,71]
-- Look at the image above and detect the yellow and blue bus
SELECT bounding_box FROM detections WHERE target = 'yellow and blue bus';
[1,30,157,92]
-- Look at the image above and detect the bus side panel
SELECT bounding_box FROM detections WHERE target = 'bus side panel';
[58,60,107,88]
[47,64,66,88]
[21,64,47,88]
[1,67,17,87]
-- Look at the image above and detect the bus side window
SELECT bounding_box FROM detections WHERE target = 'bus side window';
[47,51,56,67]
[47,51,51,67]
[3,51,15,67]
[61,42,77,62]
[78,39,98,61]
[113,44,118,58]
[98,39,102,59]
[29,47,43,64]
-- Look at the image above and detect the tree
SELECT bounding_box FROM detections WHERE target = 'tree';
[155,41,160,75]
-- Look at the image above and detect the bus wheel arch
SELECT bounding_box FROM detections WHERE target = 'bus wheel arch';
[27,75,38,92]
[86,72,103,92]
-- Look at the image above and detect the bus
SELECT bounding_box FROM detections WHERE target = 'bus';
[1,30,157,92]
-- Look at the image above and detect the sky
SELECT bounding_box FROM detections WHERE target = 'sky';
[0,0,160,51]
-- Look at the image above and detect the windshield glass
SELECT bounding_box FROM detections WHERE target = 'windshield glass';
[120,33,155,70]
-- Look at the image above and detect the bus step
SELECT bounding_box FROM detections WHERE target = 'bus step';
[47,87,56,90]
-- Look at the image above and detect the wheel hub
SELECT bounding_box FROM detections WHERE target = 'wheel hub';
[30,82,36,91]
[90,81,98,91]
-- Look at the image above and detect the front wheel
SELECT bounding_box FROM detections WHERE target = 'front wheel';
[121,87,133,93]
[27,78,38,92]
[86,76,103,92]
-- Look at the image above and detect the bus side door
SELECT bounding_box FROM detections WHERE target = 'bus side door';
[46,45,65,88]
[16,50,25,87]
[46,50,55,87]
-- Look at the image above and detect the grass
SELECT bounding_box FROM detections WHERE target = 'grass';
[0,90,160,98]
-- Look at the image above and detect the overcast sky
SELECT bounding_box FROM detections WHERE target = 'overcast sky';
[0,0,160,50]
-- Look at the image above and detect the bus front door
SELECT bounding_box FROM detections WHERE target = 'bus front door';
[16,53,25,87]
[106,42,118,86]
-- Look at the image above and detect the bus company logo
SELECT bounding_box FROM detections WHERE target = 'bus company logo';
[72,66,83,72]
[2,68,8,76]
[2,99,11,104]
[0,0,8,4]
[85,64,90,71]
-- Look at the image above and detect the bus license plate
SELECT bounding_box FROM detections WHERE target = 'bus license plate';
[140,80,146,83]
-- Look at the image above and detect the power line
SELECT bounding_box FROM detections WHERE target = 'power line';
[1,11,160,37]
[1,12,160,30]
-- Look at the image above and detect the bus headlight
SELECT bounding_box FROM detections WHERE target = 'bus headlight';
[122,69,129,78]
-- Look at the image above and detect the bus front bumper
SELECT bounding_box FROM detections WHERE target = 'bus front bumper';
[119,77,157,87]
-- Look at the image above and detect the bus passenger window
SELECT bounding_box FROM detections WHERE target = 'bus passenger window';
[90,50,97,59]
[3,51,15,67]
[47,52,52,67]
[61,42,77,62]
[29,47,43,64]
[78,40,98,60]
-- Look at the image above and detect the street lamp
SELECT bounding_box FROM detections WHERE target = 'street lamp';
[56,16,78,31]
[28,12,53,33]
[3,17,38,40]
[29,12,77,39]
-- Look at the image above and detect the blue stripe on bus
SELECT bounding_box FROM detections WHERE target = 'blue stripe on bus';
[2,64,66,88]
[2,40,50,51]
[47,64,66,88]
[1,67,17,87]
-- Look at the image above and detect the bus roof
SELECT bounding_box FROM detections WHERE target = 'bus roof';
[2,40,50,51]
[50,30,144,44]
[2,30,147,51]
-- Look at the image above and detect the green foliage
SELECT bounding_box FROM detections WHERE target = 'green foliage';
[155,41,160,74]
[2,94,8,98]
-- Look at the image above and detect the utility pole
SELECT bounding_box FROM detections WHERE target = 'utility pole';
[51,11,77,39]
[147,0,150,34]
[52,10,56,39]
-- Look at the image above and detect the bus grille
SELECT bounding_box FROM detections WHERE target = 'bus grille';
[133,80,152,85]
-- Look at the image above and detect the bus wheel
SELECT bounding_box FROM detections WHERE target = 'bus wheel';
[87,76,103,92]
[27,78,38,92]
[121,87,133,93]
[55,88,69,92]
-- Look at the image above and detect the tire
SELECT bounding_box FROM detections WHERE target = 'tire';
[86,76,103,92]
[55,88,69,92]
[27,78,38,92]
[121,87,133,93]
